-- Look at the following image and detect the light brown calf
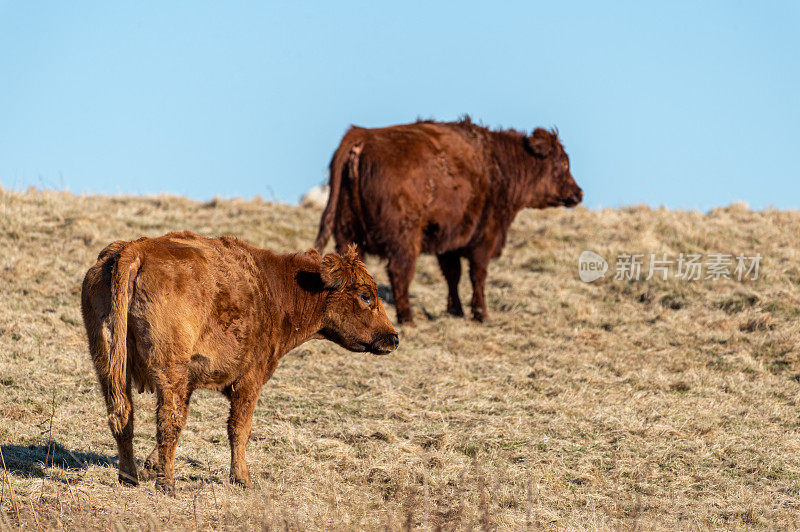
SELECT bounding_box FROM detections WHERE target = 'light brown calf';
[81,231,398,495]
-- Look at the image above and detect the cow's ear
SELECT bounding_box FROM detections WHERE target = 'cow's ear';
[320,253,347,290]
[527,128,555,157]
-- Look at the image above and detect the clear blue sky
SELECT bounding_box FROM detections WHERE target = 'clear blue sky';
[1,2,797,209]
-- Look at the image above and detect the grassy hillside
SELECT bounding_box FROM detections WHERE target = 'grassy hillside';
[1,187,800,530]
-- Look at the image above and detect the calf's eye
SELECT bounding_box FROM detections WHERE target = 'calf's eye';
[359,293,373,306]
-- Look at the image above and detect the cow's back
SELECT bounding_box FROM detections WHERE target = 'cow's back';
[341,122,491,255]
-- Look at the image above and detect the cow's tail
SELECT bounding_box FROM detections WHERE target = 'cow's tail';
[314,139,363,252]
[106,246,141,436]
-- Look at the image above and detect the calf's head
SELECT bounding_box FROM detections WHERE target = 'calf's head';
[315,245,399,355]
[525,128,583,209]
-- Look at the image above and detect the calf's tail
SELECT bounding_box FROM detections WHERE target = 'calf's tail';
[314,139,363,252]
[107,247,141,435]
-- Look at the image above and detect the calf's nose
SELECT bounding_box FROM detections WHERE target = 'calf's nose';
[376,333,399,351]
[385,333,399,351]
[369,333,399,354]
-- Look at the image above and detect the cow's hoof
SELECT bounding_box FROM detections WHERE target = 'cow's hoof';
[118,471,138,486]
[471,311,487,322]
[139,460,158,481]
[155,479,175,497]
[446,306,464,317]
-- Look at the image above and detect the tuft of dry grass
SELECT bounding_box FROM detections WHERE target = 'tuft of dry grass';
[1,187,800,530]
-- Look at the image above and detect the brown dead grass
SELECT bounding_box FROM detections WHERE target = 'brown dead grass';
[1,188,800,530]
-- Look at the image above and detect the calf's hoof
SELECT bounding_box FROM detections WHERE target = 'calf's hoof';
[230,475,254,489]
[138,460,158,481]
[155,479,176,497]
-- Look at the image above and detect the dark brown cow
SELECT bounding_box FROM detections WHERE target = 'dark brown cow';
[81,232,398,494]
[314,117,583,324]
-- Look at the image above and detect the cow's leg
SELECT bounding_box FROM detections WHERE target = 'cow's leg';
[387,251,418,325]
[437,252,464,317]
[225,381,260,488]
[467,251,490,322]
[154,382,191,495]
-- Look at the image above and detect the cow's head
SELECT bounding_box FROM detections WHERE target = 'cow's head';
[313,245,399,355]
[525,128,583,209]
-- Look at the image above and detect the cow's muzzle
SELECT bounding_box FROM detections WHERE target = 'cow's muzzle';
[559,189,583,207]
[370,333,399,355]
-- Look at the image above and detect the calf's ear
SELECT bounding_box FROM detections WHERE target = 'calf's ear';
[344,243,361,263]
[320,253,348,289]
[305,248,322,261]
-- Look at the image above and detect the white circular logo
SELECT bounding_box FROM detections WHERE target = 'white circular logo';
[578,251,608,282]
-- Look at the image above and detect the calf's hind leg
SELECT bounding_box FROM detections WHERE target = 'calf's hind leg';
[86,316,138,485]
[225,380,261,488]
[110,379,138,486]
[154,379,192,495]
[101,375,138,486]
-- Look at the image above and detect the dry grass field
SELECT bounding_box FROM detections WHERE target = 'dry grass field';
[2,187,800,530]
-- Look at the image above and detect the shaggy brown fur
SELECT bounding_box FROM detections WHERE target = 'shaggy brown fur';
[80,231,398,494]
[315,117,583,324]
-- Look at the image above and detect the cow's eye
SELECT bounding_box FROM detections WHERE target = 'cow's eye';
[359,292,373,306]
